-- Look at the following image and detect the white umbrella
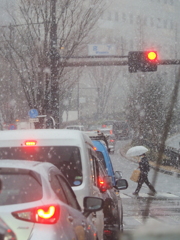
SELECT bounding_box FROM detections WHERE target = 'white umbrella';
[126,146,149,157]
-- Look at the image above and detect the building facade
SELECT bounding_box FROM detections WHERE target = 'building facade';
[78,0,180,120]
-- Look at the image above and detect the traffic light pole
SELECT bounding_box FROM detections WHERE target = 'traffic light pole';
[159,60,180,65]
[59,59,128,67]
[57,55,180,68]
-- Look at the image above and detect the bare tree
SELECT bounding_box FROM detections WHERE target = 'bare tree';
[88,66,120,119]
[0,0,104,127]
[0,56,28,127]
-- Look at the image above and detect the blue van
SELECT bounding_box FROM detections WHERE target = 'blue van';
[92,139,122,186]
[85,131,122,186]
[85,132,128,238]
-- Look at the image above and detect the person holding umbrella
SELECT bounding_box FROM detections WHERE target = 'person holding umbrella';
[126,146,156,196]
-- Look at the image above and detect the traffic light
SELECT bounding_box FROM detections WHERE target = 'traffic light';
[128,51,158,72]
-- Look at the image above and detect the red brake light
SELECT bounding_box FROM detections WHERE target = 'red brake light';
[110,139,114,142]
[99,180,104,185]
[25,140,37,146]
[0,218,17,240]
[110,130,113,134]
[98,178,107,193]
[37,206,56,219]
[104,229,113,236]
[12,205,60,224]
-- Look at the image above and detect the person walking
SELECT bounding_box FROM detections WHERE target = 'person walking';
[132,153,156,195]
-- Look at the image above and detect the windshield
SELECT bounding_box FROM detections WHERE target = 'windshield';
[0,146,82,186]
[0,0,180,239]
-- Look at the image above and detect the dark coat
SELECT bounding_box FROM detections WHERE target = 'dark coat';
[139,155,150,175]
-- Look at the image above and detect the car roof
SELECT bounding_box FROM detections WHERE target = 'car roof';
[0,129,93,147]
[98,128,112,131]
[0,159,56,172]
[66,125,84,127]
[92,140,107,150]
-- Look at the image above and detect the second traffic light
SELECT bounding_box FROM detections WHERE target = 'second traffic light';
[128,51,158,73]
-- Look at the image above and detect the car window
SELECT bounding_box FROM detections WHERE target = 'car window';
[89,150,99,187]
[49,172,68,203]
[0,171,42,205]
[96,151,106,169]
[0,146,83,187]
[56,175,81,210]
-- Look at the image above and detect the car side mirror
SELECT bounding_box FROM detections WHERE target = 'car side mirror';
[114,171,122,179]
[115,178,128,190]
[83,197,104,217]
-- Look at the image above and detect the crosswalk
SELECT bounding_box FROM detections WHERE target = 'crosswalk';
[120,192,180,199]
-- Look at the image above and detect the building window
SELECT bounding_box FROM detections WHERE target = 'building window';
[136,15,140,24]
[150,17,154,27]
[100,12,103,20]
[157,18,161,28]
[129,14,133,24]
[107,11,111,21]
[115,11,119,21]
[170,20,174,29]
[164,19,168,29]
[122,12,126,22]
[143,17,147,26]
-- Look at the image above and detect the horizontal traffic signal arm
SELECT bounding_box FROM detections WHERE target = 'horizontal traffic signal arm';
[58,60,128,67]
[54,55,180,68]
[158,59,180,65]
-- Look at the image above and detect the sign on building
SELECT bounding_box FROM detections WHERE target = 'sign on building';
[88,44,116,56]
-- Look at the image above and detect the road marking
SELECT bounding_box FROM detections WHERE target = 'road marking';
[151,192,180,198]
[123,192,180,199]
[120,193,131,198]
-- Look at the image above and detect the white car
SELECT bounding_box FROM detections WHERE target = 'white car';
[65,125,85,131]
[0,129,105,240]
[0,160,104,240]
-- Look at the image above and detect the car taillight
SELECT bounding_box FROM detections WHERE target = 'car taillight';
[109,130,113,134]
[99,178,107,193]
[110,139,114,142]
[104,229,113,236]
[12,205,60,224]
[25,140,37,146]
[4,228,17,240]
[0,218,17,240]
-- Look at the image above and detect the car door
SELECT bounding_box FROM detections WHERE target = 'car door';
[58,175,96,240]
[88,150,104,240]
[50,170,94,240]
[49,170,83,240]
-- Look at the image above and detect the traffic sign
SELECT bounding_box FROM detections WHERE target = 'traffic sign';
[8,124,16,130]
[29,118,39,123]
[88,44,116,56]
[28,109,38,118]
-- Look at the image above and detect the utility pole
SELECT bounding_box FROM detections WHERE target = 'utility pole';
[49,0,59,126]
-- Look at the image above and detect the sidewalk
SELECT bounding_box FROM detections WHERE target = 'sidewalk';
[120,142,180,178]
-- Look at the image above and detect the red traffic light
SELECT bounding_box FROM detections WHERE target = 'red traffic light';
[146,51,157,61]
[128,51,158,72]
